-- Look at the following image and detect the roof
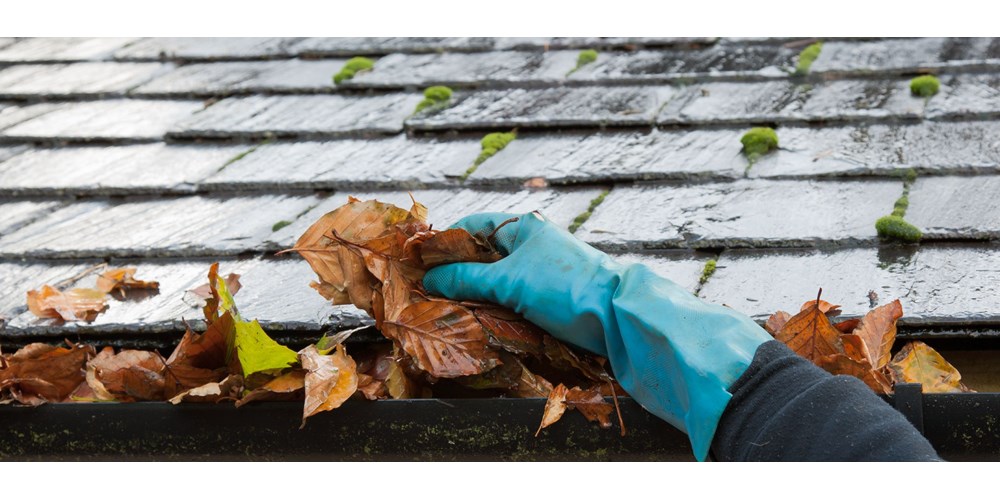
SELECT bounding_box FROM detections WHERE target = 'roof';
[0,37,998,347]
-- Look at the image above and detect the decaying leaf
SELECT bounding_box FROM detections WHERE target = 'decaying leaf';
[96,267,160,296]
[165,318,231,390]
[419,228,502,267]
[169,374,243,404]
[536,383,569,437]
[775,296,844,362]
[566,386,614,428]
[236,370,306,407]
[764,311,790,335]
[816,353,892,394]
[800,299,842,317]
[852,299,902,371]
[0,342,94,404]
[87,349,171,401]
[300,344,359,427]
[383,301,500,377]
[26,285,108,322]
[889,341,970,393]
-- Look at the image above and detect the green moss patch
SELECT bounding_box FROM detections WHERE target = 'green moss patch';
[272,220,292,232]
[414,85,454,114]
[462,130,516,180]
[699,259,717,285]
[876,215,922,243]
[795,42,823,76]
[740,127,779,166]
[333,57,375,84]
[568,190,609,233]
[910,75,940,97]
[567,49,599,76]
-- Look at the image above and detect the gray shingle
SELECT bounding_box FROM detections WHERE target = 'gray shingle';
[339,51,574,89]
[114,37,303,61]
[131,59,343,96]
[927,74,1000,120]
[0,102,61,131]
[568,45,795,83]
[700,245,1000,325]
[292,37,495,56]
[907,176,1000,240]
[0,38,139,62]
[659,79,924,126]
[202,137,475,190]
[268,188,603,248]
[469,130,745,186]
[812,38,1000,75]
[495,38,718,50]
[0,144,28,163]
[0,62,169,98]
[578,180,898,250]
[0,144,243,196]
[0,195,318,259]
[612,251,711,293]
[407,86,675,130]
[0,260,98,325]
[170,94,422,139]
[0,200,62,235]
[0,100,202,141]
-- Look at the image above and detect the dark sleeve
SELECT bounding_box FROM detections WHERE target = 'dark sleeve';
[711,340,941,461]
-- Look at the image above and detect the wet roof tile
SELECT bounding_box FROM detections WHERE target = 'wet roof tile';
[131,59,344,96]
[0,38,139,62]
[0,62,169,98]
[0,100,203,141]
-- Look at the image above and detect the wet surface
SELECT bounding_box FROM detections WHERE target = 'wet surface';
[0,62,169,98]
[907,176,1000,240]
[0,38,139,62]
[132,59,344,96]
[0,100,202,141]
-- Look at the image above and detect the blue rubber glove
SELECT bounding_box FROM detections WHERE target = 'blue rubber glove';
[422,211,773,461]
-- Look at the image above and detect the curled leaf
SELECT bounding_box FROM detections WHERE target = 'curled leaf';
[536,383,569,437]
[852,299,903,371]
[889,341,970,393]
[27,285,107,322]
[300,344,359,427]
[1,342,94,404]
[96,267,159,296]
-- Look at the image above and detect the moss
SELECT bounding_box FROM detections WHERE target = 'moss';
[891,195,909,217]
[567,49,599,76]
[699,259,717,285]
[272,220,292,232]
[568,190,609,233]
[740,127,779,162]
[902,168,918,185]
[414,85,454,114]
[461,130,517,180]
[876,215,922,243]
[333,57,374,84]
[794,41,823,76]
[910,75,940,98]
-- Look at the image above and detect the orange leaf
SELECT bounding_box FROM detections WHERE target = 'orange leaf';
[236,370,306,406]
[168,374,243,404]
[833,318,861,334]
[852,299,903,371]
[300,344,359,427]
[96,267,160,295]
[27,285,108,322]
[536,383,569,437]
[419,228,502,267]
[816,353,892,394]
[87,349,169,401]
[382,301,500,378]
[888,341,970,393]
[0,342,94,404]
[775,298,844,362]
[764,311,791,335]
[566,386,614,428]
[800,299,842,317]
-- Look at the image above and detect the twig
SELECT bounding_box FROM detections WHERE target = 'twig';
[608,381,626,437]
[485,216,520,249]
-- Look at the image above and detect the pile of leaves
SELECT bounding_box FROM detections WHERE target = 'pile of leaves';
[766,291,970,393]
[289,196,623,434]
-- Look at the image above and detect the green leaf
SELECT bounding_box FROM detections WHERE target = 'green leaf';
[234,319,298,379]
[216,274,239,319]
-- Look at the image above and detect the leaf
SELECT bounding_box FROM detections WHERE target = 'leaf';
[0,342,94,404]
[775,298,844,362]
[511,359,554,398]
[168,374,243,404]
[383,301,500,378]
[26,285,108,322]
[536,383,569,437]
[816,353,892,394]
[764,311,791,335]
[236,370,306,406]
[300,344,359,427]
[185,267,241,316]
[475,307,546,358]
[87,349,170,401]
[852,299,903,371]
[233,319,298,384]
[800,299,842,317]
[889,341,970,393]
[165,319,231,391]
[565,386,614,428]
[542,336,611,383]
[419,228,501,267]
[96,267,160,296]
[385,345,427,399]
[833,318,861,333]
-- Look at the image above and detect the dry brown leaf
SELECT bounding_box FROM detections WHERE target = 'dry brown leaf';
[764,311,791,335]
[383,301,500,378]
[96,267,160,296]
[476,307,546,358]
[566,386,614,428]
[0,342,94,404]
[775,297,844,362]
[88,349,170,401]
[168,374,243,404]
[816,353,892,394]
[833,318,861,334]
[165,318,232,390]
[888,341,970,393]
[236,370,306,407]
[800,299,842,317]
[511,359,554,398]
[300,344,359,427]
[852,299,903,371]
[26,285,107,322]
[536,383,569,437]
[419,228,502,267]
[840,334,870,364]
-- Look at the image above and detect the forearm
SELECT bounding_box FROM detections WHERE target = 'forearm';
[711,340,941,461]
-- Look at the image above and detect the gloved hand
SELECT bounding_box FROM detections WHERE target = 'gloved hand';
[422,211,773,461]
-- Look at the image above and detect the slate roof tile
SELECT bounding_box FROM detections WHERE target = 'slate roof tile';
[926,73,1000,120]
[578,180,899,250]
[292,37,496,56]
[0,100,203,142]
[131,59,344,97]
[567,45,796,83]
[812,38,1000,75]
[338,51,574,89]
[0,62,169,98]
[0,38,139,62]
[113,37,304,61]
[0,200,62,235]
[202,137,476,190]
[0,144,244,196]
[170,94,421,139]
[700,245,1000,326]
[906,176,1000,240]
